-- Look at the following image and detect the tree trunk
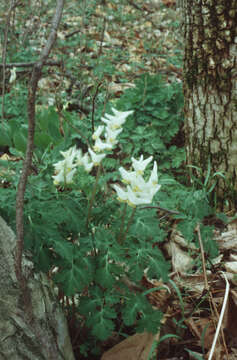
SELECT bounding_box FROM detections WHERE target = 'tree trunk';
[0,216,75,360]
[183,0,237,207]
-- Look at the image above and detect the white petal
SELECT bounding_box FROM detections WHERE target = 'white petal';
[93,138,113,152]
[105,127,123,143]
[131,155,153,174]
[119,167,136,184]
[60,146,77,159]
[92,125,104,140]
[127,186,151,206]
[112,184,128,202]
[75,149,83,165]
[111,108,134,119]
[9,67,17,83]
[148,161,158,185]
[88,148,106,165]
[81,152,94,172]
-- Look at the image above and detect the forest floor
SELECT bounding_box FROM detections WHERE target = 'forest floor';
[1,0,237,359]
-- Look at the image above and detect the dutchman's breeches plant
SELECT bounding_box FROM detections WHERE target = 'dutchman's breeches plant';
[52,108,169,345]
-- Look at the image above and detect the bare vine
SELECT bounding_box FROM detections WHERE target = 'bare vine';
[1,0,19,120]
[15,0,65,294]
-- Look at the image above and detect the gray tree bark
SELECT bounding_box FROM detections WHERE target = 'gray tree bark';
[182,0,237,207]
[0,216,75,360]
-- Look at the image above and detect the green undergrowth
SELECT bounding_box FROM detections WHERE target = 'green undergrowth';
[0,72,222,358]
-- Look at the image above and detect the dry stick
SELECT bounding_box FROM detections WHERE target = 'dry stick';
[15,0,65,292]
[0,60,62,68]
[91,82,102,133]
[196,224,209,290]
[98,16,106,57]
[140,205,180,215]
[196,224,228,358]
[1,0,18,120]
[65,29,81,39]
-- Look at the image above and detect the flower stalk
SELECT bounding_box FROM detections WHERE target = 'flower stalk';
[122,207,136,244]
[117,202,127,244]
[86,164,102,229]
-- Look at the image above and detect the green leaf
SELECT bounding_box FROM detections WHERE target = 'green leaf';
[13,130,27,153]
[130,211,163,241]
[54,256,93,296]
[53,240,75,262]
[185,349,204,360]
[91,306,116,340]
[177,218,196,241]
[34,132,52,149]
[122,294,142,326]
[0,124,12,146]
[136,309,163,334]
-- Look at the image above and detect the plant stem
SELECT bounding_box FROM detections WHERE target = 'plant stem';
[86,164,101,228]
[117,202,127,244]
[121,206,136,244]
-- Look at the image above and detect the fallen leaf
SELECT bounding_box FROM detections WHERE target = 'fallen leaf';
[101,332,159,360]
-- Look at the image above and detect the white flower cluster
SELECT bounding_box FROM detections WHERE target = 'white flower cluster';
[112,155,161,207]
[52,108,133,185]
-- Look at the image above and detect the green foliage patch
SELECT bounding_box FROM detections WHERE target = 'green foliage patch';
[0,69,221,357]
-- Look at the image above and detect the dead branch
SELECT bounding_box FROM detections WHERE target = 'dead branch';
[0,60,62,68]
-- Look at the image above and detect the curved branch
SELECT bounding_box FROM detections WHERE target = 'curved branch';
[15,0,65,289]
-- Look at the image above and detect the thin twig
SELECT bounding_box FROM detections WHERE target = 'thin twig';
[196,224,209,290]
[0,60,62,68]
[140,205,180,215]
[65,29,81,38]
[1,0,18,120]
[91,82,102,134]
[15,0,65,291]
[98,16,106,57]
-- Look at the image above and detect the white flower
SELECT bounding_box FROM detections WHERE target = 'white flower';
[131,155,153,175]
[148,161,158,186]
[92,125,104,140]
[119,167,135,184]
[126,186,151,207]
[52,158,77,185]
[112,184,128,202]
[76,150,93,173]
[148,183,162,198]
[105,127,123,144]
[81,152,94,173]
[9,67,17,83]
[93,138,113,152]
[60,146,77,160]
[48,97,55,106]
[52,167,76,185]
[101,108,133,130]
[113,156,161,207]
[52,146,78,185]
[130,175,147,193]
[75,149,83,165]
[53,156,75,174]
[88,148,106,165]
[111,108,134,119]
